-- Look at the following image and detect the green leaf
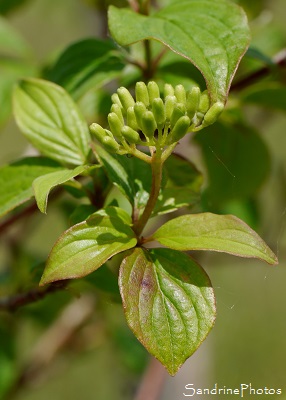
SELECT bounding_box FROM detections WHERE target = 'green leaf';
[152,213,278,265]
[47,38,125,100]
[194,122,270,204]
[94,144,152,208]
[0,0,29,15]
[13,78,91,166]
[119,247,216,375]
[0,157,62,217]
[242,83,286,111]
[40,207,137,285]
[108,1,250,102]
[33,165,90,214]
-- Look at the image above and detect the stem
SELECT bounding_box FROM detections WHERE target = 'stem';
[0,281,68,312]
[133,150,162,236]
[134,357,167,400]
[231,47,286,92]
[143,39,153,80]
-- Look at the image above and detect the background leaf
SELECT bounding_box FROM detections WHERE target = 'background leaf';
[13,78,91,166]
[241,83,286,111]
[0,157,61,217]
[194,121,270,206]
[108,0,250,102]
[152,213,278,264]
[119,247,216,375]
[40,207,137,285]
[47,38,125,100]
[33,165,91,214]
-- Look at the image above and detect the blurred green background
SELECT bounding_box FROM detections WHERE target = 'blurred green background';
[0,0,286,399]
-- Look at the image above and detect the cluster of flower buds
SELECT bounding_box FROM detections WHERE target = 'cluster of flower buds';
[90,81,224,154]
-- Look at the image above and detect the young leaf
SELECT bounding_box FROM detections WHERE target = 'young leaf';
[0,157,62,217]
[33,165,91,214]
[119,247,216,375]
[152,213,278,265]
[40,207,137,285]
[47,38,125,100]
[108,1,250,103]
[13,78,91,166]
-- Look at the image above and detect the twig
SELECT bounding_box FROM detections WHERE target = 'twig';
[231,48,286,92]
[4,295,95,400]
[0,202,38,235]
[134,357,167,400]
[0,281,68,312]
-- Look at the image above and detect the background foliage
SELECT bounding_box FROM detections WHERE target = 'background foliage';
[0,0,286,399]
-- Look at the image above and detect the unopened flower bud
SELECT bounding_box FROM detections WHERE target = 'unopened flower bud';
[198,90,210,114]
[164,83,175,98]
[127,107,139,131]
[90,123,106,142]
[135,82,149,107]
[108,112,124,139]
[147,81,160,103]
[134,102,147,129]
[141,111,157,139]
[110,104,124,125]
[175,84,186,104]
[165,95,177,122]
[111,93,123,108]
[102,135,120,153]
[170,103,186,127]
[152,98,166,130]
[117,87,135,111]
[186,86,200,119]
[169,116,191,143]
[121,126,140,144]
[202,102,224,127]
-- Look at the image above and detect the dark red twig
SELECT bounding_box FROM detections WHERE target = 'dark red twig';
[231,48,286,92]
[0,281,68,312]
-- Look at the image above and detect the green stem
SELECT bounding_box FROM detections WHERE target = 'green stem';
[143,39,153,80]
[133,149,163,236]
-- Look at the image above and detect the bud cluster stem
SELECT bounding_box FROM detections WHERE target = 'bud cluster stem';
[133,150,163,237]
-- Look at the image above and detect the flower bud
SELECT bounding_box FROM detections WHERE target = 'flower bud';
[198,90,210,114]
[175,84,186,104]
[108,112,124,139]
[186,86,200,119]
[141,111,157,139]
[127,107,139,131]
[102,135,120,153]
[202,102,224,127]
[110,104,124,125]
[135,81,149,107]
[147,81,160,103]
[134,102,147,129]
[152,98,166,130]
[169,116,191,143]
[165,95,177,122]
[121,126,140,144]
[164,83,175,98]
[111,93,123,108]
[170,103,186,127]
[117,87,135,111]
[90,123,106,142]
